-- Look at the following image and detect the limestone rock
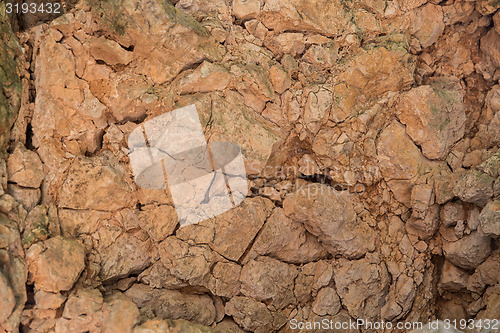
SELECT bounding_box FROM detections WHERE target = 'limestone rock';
[0,271,15,322]
[443,231,492,270]
[439,260,468,292]
[334,258,390,320]
[410,4,445,48]
[233,0,261,20]
[225,296,286,333]
[7,143,44,188]
[247,207,326,264]
[396,82,466,160]
[454,170,494,206]
[283,183,375,259]
[311,287,341,316]
[479,201,500,237]
[90,36,133,66]
[27,236,85,292]
[58,152,135,211]
[240,256,298,310]
[294,260,333,304]
[377,121,427,181]
[99,233,151,281]
[176,197,274,261]
[126,284,216,326]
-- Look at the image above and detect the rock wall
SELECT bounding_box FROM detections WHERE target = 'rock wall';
[0,0,499,332]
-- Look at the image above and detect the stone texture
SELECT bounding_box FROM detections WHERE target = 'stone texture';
[240,256,298,310]
[7,143,44,188]
[125,284,216,326]
[283,183,375,259]
[58,152,135,211]
[26,236,85,292]
[443,232,492,270]
[333,258,390,320]
[479,201,500,237]
[396,82,466,160]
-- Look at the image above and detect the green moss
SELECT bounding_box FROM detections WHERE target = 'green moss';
[85,0,130,34]
[0,2,22,155]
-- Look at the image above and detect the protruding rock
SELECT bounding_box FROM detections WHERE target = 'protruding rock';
[59,152,135,211]
[225,296,286,333]
[284,183,375,259]
[439,260,468,292]
[443,231,492,270]
[240,256,297,310]
[27,236,85,292]
[396,82,466,160]
[454,170,494,206]
[311,287,341,316]
[479,201,500,237]
[7,143,44,188]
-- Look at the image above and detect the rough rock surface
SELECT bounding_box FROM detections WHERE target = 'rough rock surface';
[0,0,499,331]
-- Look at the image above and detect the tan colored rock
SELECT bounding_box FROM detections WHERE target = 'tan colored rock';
[411,184,434,217]
[176,197,274,261]
[439,260,468,292]
[260,0,355,36]
[479,201,500,237]
[178,92,282,174]
[101,293,140,333]
[339,46,414,99]
[454,170,494,206]
[476,0,500,15]
[443,231,492,270]
[440,202,465,228]
[126,284,216,326]
[90,36,133,66]
[34,291,66,310]
[7,184,40,211]
[240,256,298,310]
[268,65,291,94]
[27,236,85,292]
[7,143,44,188]
[208,262,241,298]
[99,233,151,281]
[479,30,500,80]
[311,287,341,316]
[377,121,426,181]
[138,260,187,290]
[158,236,218,287]
[137,205,178,242]
[233,0,261,20]
[225,296,286,333]
[283,183,375,259]
[334,258,390,320]
[406,204,440,240]
[177,61,231,94]
[294,260,333,304]
[396,83,466,160]
[0,271,15,323]
[58,152,135,211]
[410,4,445,48]
[247,207,326,264]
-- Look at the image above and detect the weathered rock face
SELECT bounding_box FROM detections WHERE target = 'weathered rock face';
[26,236,85,292]
[283,183,375,259]
[2,0,500,331]
[396,80,466,160]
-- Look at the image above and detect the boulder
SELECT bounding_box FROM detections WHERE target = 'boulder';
[283,183,375,259]
[27,236,85,292]
[7,143,44,188]
[396,82,466,160]
[443,231,492,270]
[58,152,135,211]
[479,201,500,237]
[240,256,298,310]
